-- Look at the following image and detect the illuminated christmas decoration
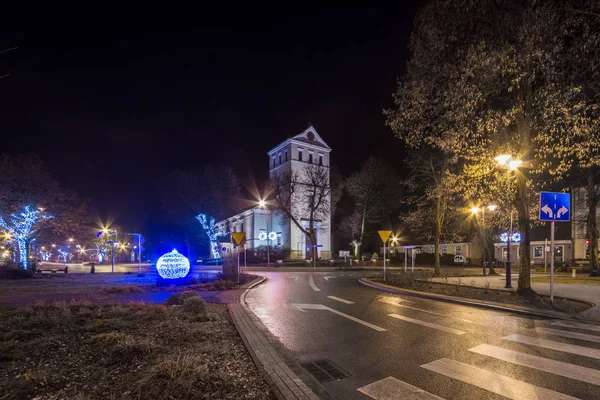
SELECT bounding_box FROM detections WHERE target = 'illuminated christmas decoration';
[156,249,190,279]
[500,232,521,243]
[268,231,277,241]
[58,248,70,262]
[196,214,222,259]
[258,231,267,241]
[0,206,53,269]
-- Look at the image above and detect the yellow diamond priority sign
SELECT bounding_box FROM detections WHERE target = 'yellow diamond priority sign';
[378,230,392,243]
[231,232,246,247]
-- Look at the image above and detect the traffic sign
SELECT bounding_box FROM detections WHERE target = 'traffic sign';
[378,230,392,243]
[307,244,323,248]
[231,232,246,247]
[539,192,570,222]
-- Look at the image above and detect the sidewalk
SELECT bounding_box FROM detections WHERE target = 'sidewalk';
[428,274,600,321]
[0,289,241,308]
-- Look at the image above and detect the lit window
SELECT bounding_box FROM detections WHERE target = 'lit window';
[442,246,447,255]
[455,246,462,255]
[534,246,543,257]
[276,233,282,246]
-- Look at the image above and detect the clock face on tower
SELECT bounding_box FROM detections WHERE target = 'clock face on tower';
[307,131,315,141]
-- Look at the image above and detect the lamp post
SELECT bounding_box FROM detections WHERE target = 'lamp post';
[471,205,498,276]
[495,154,522,289]
[125,233,143,275]
[258,199,270,269]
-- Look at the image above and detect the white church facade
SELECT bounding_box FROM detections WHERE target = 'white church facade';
[216,125,332,260]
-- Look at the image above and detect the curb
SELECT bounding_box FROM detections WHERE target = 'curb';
[359,278,600,323]
[229,276,322,400]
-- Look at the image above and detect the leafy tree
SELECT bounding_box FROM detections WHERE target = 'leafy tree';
[387,1,596,294]
[345,157,399,258]
[401,150,464,276]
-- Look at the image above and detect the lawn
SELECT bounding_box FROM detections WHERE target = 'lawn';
[531,276,600,285]
[0,295,274,400]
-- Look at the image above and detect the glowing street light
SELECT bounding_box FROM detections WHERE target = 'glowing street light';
[496,154,522,288]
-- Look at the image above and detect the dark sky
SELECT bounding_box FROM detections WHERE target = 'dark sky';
[1,4,415,231]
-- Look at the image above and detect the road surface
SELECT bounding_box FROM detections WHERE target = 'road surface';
[246,271,600,399]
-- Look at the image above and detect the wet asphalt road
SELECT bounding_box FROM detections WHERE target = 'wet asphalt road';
[246,271,600,400]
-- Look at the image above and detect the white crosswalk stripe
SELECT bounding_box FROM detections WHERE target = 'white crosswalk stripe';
[537,327,600,343]
[504,333,600,360]
[469,344,600,386]
[421,358,579,400]
[552,320,600,333]
[357,376,444,400]
[388,314,466,335]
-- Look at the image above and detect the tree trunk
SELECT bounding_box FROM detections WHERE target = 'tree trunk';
[433,197,442,276]
[588,167,599,276]
[516,172,533,295]
[357,206,367,260]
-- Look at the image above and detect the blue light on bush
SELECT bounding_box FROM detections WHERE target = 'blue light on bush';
[156,249,190,279]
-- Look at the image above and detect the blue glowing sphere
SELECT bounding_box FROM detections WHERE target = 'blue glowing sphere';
[156,249,190,279]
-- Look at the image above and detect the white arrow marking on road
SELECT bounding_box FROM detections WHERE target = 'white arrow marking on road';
[557,205,568,219]
[290,303,386,332]
[377,296,414,305]
[541,204,553,218]
[323,276,336,281]
[388,303,473,323]
[309,274,321,291]
[327,296,354,304]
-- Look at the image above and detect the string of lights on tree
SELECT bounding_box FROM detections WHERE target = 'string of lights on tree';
[196,214,223,259]
[0,206,53,269]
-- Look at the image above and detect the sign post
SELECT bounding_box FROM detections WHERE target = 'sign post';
[539,191,571,303]
[378,230,392,281]
[231,233,246,284]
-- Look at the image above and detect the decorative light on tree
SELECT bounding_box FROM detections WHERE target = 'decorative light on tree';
[258,231,267,241]
[196,214,222,259]
[58,248,70,262]
[156,249,190,279]
[0,206,53,269]
[268,231,277,241]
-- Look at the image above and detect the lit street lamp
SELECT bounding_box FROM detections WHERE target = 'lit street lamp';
[471,205,498,276]
[495,154,522,289]
[258,199,271,269]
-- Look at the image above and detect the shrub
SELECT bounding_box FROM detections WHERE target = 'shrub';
[213,280,235,290]
[0,266,34,280]
[182,296,207,315]
[166,291,200,305]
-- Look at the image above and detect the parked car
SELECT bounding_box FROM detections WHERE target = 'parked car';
[453,255,468,265]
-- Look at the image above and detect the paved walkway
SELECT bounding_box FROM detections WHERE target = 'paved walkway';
[429,274,600,321]
[0,289,241,308]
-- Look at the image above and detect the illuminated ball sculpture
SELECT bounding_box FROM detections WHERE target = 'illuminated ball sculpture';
[156,249,190,279]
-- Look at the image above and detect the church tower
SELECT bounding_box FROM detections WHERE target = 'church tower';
[267,125,332,259]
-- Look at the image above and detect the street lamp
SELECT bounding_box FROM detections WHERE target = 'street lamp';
[495,154,522,288]
[258,199,271,269]
[471,205,498,276]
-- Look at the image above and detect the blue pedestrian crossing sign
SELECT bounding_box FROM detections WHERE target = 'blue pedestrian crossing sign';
[539,192,570,222]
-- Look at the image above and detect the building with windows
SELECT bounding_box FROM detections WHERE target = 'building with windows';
[216,125,332,259]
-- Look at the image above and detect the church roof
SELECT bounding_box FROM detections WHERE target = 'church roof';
[268,125,331,155]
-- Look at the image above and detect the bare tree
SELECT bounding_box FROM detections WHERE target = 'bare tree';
[270,164,331,259]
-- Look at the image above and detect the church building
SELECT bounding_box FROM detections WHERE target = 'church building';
[216,125,332,260]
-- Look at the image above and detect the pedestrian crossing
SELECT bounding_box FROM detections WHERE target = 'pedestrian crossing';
[358,312,600,399]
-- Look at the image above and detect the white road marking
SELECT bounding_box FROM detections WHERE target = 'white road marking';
[421,358,578,400]
[470,344,600,386]
[388,314,466,335]
[390,304,473,323]
[327,296,354,304]
[290,303,386,332]
[324,276,336,281]
[377,296,414,305]
[309,274,321,291]
[285,275,299,281]
[537,327,600,343]
[552,320,600,333]
[357,376,444,400]
[504,334,600,360]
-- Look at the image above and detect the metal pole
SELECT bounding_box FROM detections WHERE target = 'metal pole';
[411,248,415,272]
[544,238,547,273]
[237,245,240,284]
[505,211,513,288]
[550,221,555,303]
[482,207,487,276]
[404,248,407,272]
[138,234,141,275]
[266,208,270,269]
[383,241,387,281]
[111,242,115,274]
[244,245,247,268]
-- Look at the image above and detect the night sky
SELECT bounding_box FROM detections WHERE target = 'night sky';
[1,4,415,232]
